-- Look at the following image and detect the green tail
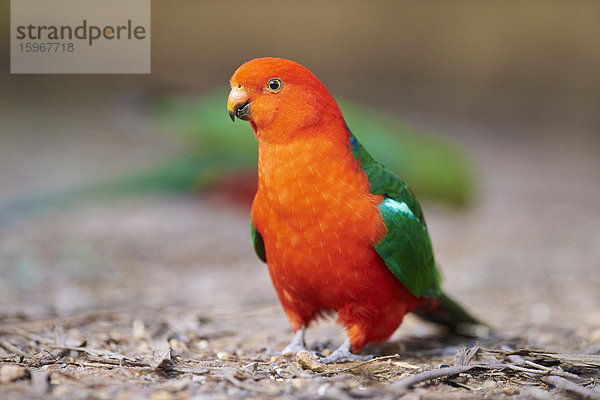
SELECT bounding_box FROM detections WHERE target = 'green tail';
[413,292,488,336]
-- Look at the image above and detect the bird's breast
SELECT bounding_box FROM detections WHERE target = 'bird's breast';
[252,137,386,281]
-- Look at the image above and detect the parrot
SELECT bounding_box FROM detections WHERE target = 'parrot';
[227,57,482,363]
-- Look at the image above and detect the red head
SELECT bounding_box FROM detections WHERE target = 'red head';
[227,57,345,143]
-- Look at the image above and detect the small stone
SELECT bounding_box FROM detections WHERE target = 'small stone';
[0,364,26,383]
[133,319,147,341]
[164,376,192,392]
[296,350,324,373]
[502,386,520,395]
[291,378,308,389]
[196,340,209,350]
[49,373,62,385]
[589,328,600,342]
[149,390,174,400]
[479,380,497,390]
[317,383,330,397]
[52,385,71,397]
[168,338,188,354]
[233,371,247,380]
[108,330,128,345]
[242,362,258,371]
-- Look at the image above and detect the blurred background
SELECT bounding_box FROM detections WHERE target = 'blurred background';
[0,1,599,349]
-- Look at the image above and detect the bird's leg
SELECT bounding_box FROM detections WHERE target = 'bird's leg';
[317,337,373,364]
[281,326,307,354]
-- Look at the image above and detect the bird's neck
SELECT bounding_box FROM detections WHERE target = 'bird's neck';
[255,124,360,208]
[250,101,345,144]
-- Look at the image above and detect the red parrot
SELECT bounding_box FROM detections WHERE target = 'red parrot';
[227,57,481,363]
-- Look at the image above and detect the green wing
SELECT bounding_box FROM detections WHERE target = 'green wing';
[251,221,267,263]
[349,133,441,298]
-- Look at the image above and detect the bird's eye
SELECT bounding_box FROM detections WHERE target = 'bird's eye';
[267,78,283,92]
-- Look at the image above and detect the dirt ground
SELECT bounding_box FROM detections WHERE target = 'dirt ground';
[0,79,599,399]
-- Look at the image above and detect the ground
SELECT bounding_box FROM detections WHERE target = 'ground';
[0,79,599,399]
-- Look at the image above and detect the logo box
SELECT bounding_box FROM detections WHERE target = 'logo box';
[11,0,151,74]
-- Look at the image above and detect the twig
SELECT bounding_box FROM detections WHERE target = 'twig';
[45,344,124,360]
[540,375,600,400]
[393,363,504,390]
[521,360,584,382]
[499,345,597,397]
[488,347,600,368]
[167,365,211,375]
[5,327,54,344]
[40,345,152,368]
[0,339,35,359]
[454,344,480,366]
[225,374,277,394]
[85,356,151,368]
[505,364,557,376]
[319,354,402,375]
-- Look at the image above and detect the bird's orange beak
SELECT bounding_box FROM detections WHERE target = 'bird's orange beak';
[227,86,251,122]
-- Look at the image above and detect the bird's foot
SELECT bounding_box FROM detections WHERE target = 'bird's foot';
[318,350,373,364]
[281,342,309,354]
[281,326,307,355]
[317,338,373,364]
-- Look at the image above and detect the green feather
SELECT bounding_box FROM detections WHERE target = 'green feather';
[339,100,476,206]
[349,133,441,298]
[251,221,266,263]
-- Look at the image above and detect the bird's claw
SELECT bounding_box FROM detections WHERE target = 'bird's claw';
[316,337,373,364]
[281,342,308,355]
[317,350,373,364]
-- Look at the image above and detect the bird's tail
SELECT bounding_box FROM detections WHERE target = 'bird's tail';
[413,292,489,337]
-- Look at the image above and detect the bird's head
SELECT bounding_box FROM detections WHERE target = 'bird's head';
[227,57,343,142]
